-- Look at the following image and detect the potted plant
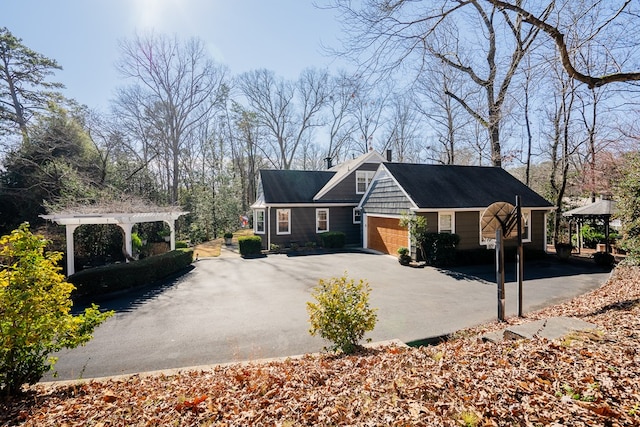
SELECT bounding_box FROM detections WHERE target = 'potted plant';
[158,229,171,242]
[554,241,573,260]
[224,232,233,245]
[397,247,411,266]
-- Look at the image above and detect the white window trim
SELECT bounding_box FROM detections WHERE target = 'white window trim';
[316,208,329,233]
[254,209,265,234]
[438,211,455,234]
[276,209,291,235]
[356,170,375,194]
[353,208,361,224]
[522,210,532,243]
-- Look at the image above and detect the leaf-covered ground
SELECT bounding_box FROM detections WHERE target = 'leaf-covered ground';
[2,265,639,426]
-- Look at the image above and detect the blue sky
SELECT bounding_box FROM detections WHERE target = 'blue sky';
[4,0,346,110]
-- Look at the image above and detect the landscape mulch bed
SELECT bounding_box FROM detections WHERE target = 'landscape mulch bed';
[2,266,639,426]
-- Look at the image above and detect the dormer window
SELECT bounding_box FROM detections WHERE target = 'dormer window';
[356,170,375,194]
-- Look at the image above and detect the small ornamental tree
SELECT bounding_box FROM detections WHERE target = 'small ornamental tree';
[307,273,377,354]
[399,212,428,260]
[0,224,113,395]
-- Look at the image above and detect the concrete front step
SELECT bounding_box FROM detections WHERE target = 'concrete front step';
[481,316,599,343]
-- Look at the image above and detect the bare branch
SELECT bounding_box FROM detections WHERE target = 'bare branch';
[488,0,640,88]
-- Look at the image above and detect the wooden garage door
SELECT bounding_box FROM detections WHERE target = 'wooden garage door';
[367,216,408,254]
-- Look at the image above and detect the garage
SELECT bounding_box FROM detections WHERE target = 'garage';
[367,216,408,254]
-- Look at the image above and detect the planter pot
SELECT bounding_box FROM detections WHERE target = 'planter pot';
[163,236,171,243]
[398,255,412,266]
[225,238,233,245]
[555,244,572,260]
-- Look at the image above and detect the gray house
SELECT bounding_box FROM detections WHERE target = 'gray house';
[251,151,386,249]
[358,162,554,256]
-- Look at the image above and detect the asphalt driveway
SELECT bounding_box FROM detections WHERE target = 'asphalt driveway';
[47,251,610,381]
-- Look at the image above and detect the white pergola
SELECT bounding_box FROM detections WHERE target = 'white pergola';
[40,211,188,275]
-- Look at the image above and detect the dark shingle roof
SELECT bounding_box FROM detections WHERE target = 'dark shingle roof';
[260,170,335,203]
[384,163,553,209]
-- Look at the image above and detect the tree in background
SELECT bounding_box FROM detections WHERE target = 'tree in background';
[0,224,112,395]
[0,104,102,232]
[327,0,547,167]
[114,33,229,204]
[0,27,64,143]
[239,68,328,169]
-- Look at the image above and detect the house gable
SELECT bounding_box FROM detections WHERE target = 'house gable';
[359,168,415,216]
[313,151,385,202]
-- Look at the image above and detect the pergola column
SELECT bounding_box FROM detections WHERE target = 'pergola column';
[65,224,79,276]
[164,220,176,250]
[118,222,134,262]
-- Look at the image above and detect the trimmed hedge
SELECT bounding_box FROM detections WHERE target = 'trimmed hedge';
[319,231,346,249]
[239,236,262,256]
[69,249,193,298]
[593,251,615,268]
[421,233,460,267]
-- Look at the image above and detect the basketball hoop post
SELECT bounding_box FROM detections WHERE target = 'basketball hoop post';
[496,228,505,321]
[516,195,523,317]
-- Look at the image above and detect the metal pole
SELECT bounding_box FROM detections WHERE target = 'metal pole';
[496,227,505,321]
[516,195,523,317]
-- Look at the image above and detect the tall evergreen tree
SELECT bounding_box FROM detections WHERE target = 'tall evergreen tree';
[0,27,64,143]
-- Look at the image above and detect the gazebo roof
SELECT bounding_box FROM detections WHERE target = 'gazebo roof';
[562,199,617,219]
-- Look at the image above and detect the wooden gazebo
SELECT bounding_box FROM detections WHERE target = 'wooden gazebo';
[562,199,617,254]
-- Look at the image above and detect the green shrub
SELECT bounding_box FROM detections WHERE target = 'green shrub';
[0,224,113,395]
[69,249,193,298]
[131,232,143,251]
[421,233,460,267]
[397,246,411,265]
[319,231,346,248]
[307,273,377,354]
[593,251,615,268]
[175,240,188,249]
[238,236,262,256]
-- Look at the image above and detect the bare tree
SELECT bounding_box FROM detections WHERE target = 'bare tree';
[114,33,228,203]
[324,71,358,163]
[238,68,328,170]
[414,59,473,165]
[380,92,421,162]
[349,80,389,154]
[542,64,585,244]
[327,0,548,167]
[488,0,640,88]
[229,101,266,209]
